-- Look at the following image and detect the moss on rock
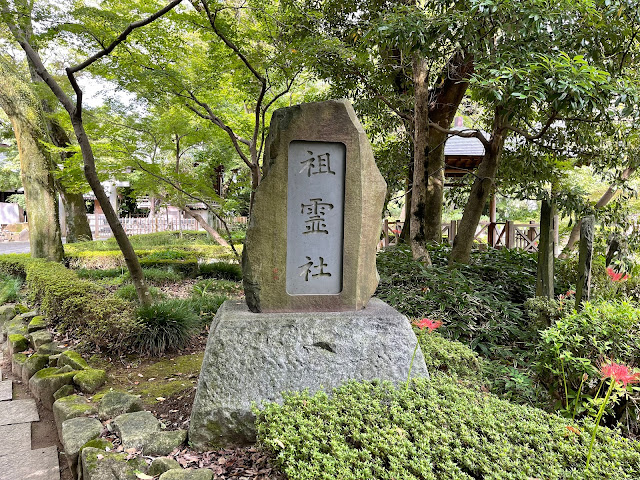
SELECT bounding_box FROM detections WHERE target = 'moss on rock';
[73,369,107,394]
[53,394,98,439]
[27,315,47,333]
[98,391,143,421]
[29,367,78,410]
[8,333,29,354]
[21,354,49,383]
[11,352,27,377]
[57,350,89,370]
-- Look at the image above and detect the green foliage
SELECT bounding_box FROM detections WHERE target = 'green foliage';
[198,261,242,280]
[376,245,536,358]
[193,278,242,296]
[186,294,226,324]
[256,377,640,480]
[125,267,183,284]
[25,259,140,351]
[76,268,125,279]
[114,284,163,302]
[0,254,31,278]
[133,299,200,356]
[416,330,484,384]
[0,273,22,304]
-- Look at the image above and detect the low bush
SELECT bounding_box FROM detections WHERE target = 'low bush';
[138,259,198,276]
[416,330,484,384]
[186,294,227,324]
[198,261,242,280]
[76,268,125,279]
[256,377,640,480]
[25,260,140,350]
[133,299,200,355]
[124,267,183,284]
[0,253,30,278]
[0,274,22,304]
[114,284,164,302]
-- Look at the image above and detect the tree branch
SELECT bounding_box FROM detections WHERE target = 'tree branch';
[428,123,490,147]
[503,111,558,141]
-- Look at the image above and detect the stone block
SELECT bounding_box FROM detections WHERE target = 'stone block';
[73,368,106,393]
[27,315,47,333]
[29,367,77,410]
[37,343,63,355]
[149,457,181,476]
[57,350,89,370]
[0,423,31,455]
[112,411,186,455]
[8,333,28,354]
[53,384,75,401]
[11,352,27,378]
[0,446,59,480]
[188,299,428,448]
[0,304,16,325]
[159,469,213,480]
[0,379,12,401]
[0,399,39,426]
[81,447,148,480]
[243,100,386,313]
[61,417,103,472]
[28,329,52,348]
[98,391,143,421]
[53,394,97,439]
[22,353,49,383]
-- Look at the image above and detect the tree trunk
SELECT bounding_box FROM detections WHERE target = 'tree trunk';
[560,166,636,257]
[423,52,474,243]
[58,187,92,243]
[181,207,230,247]
[0,58,64,261]
[450,116,506,265]
[409,54,431,265]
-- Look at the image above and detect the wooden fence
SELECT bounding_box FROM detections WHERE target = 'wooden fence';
[380,218,559,253]
[87,214,247,239]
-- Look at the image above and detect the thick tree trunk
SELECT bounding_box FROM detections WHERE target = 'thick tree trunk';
[0,58,64,261]
[58,187,92,243]
[450,118,506,265]
[423,52,474,243]
[409,55,431,265]
[181,207,230,247]
[560,166,636,256]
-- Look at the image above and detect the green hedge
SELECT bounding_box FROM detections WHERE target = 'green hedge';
[256,377,640,480]
[25,259,140,350]
[0,254,31,278]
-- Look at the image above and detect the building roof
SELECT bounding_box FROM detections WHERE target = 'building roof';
[444,126,488,178]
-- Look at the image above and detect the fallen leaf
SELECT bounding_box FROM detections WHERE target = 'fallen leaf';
[156,397,166,401]
[134,472,154,480]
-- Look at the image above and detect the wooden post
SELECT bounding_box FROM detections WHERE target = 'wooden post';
[383,219,389,247]
[506,221,515,249]
[94,212,98,239]
[536,200,555,300]
[449,220,457,246]
[575,215,595,311]
[553,215,559,257]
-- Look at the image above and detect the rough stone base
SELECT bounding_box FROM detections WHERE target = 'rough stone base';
[188,299,428,449]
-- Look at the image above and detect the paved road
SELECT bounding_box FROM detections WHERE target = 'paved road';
[0,242,30,255]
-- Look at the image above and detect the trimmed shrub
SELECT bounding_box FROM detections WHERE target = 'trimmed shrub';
[416,330,484,383]
[124,267,183,284]
[198,261,242,280]
[133,299,200,356]
[256,377,640,480]
[25,260,140,350]
[76,268,125,279]
[0,253,30,278]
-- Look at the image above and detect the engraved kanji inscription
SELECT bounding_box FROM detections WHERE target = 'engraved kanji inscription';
[298,256,332,281]
[299,151,335,177]
[301,198,334,234]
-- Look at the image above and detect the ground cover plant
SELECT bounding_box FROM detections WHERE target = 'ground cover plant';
[256,377,640,480]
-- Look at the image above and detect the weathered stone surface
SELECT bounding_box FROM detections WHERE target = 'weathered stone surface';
[73,368,106,394]
[8,333,29,354]
[29,367,77,410]
[4,318,27,337]
[58,364,75,374]
[159,469,213,480]
[0,379,11,401]
[11,352,27,378]
[149,457,181,476]
[57,350,89,370]
[37,343,63,355]
[0,304,15,325]
[98,391,143,421]
[189,299,428,448]
[576,215,595,310]
[22,353,50,383]
[53,394,97,439]
[243,100,386,313]
[112,411,186,455]
[0,423,31,455]
[0,446,60,480]
[0,399,39,426]
[53,384,75,401]
[28,329,53,348]
[81,447,147,480]
[27,315,47,333]
[61,417,103,471]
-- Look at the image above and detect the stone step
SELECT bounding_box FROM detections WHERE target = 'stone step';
[0,380,12,401]
[0,398,39,426]
[0,422,31,456]
[0,446,60,480]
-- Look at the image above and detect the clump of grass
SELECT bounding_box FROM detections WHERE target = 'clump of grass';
[198,261,242,280]
[114,284,164,302]
[188,295,227,324]
[124,268,183,284]
[133,299,200,356]
[0,274,22,303]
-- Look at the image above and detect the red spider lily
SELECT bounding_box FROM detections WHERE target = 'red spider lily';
[566,290,575,296]
[600,361,640,387]
[606,267,630,282]
[414,318,443,332]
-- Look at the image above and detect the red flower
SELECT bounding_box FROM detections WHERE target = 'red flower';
[600,361,640,387]
[566,290,575,296]
[414,318,443,332]
[606,267,630,282]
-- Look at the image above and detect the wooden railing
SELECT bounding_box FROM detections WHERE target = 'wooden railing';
[380,218,559,253]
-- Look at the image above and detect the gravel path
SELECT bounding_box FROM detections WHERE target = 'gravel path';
[0,242,30,254]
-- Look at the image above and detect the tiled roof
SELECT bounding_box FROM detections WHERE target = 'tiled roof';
[444,127,487,157]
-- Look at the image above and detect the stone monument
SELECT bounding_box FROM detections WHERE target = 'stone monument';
[188,100,428,448]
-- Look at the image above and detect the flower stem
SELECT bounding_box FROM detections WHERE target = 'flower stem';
[572,375,587,421]
[560,358,569,411]
[586,380,615,470]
